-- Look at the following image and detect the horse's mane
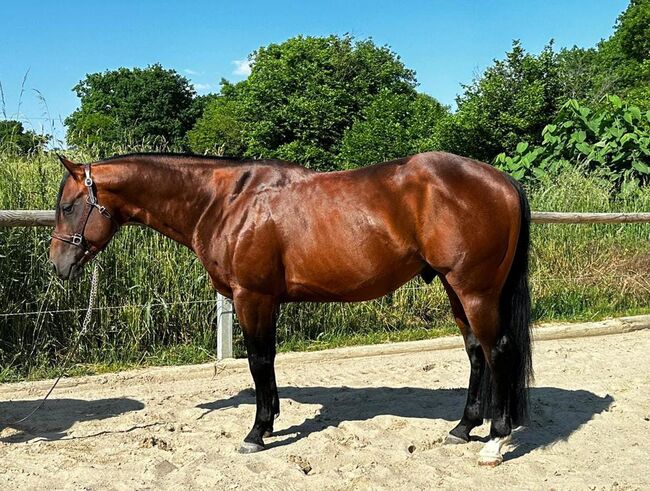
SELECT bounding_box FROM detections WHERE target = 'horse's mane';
[91,151,414,172]
[93,152,307,169]
[96,152,242,164]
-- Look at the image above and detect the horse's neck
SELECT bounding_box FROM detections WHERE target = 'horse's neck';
[106,161,224,249]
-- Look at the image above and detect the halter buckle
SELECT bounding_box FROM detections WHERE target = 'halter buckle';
[84,165,94,188]
[71,234,83,246]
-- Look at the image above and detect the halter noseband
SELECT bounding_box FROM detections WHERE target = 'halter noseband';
[52,164,119,259]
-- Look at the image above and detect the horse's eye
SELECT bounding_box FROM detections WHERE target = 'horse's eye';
[61,203,74,215]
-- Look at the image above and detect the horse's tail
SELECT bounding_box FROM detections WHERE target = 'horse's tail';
[481,176,534,425]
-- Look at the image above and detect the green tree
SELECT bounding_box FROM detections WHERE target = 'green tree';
[187,95,245,156]
[594,0,650,108]
[338,91,448,168]
[437,41,562,163]
[0,120,50,155]
[65,64,199,152]
[558,0,650,109]
[190,35,420,170]
[614,0,650,64]
[557,46,601,102]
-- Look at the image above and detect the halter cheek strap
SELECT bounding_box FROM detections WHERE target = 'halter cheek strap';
[52,164,119,259]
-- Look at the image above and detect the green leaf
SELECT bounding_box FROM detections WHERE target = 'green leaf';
[542,124,557,136]
[511,169,525,180]
[608,95,623,108]
[572,130,587,143]
[544,133,558,144]
[532,167,548,179]
[576,142,592,155]
[608,126,625,139]
[631,160,650,174]
[620,133,637,144]
[516,141,529,154]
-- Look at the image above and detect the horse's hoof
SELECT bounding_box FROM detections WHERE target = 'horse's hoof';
[444,434,468,445]
[238,441,265,454]
[477,435,510,467]
[478,454,503,467]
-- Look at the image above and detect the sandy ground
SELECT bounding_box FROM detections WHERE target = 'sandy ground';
[1,327,649,490]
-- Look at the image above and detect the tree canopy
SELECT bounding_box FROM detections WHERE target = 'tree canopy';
[338,92,448,168]
[188,35,425,170]
[436,41,563,162]
[557,0,650,109]
[0,120,50,155]
[65,64,199,152]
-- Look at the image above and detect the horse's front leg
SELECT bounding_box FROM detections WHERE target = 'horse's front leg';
[233,289,279,453]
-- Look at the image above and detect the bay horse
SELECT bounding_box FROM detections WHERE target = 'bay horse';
[49,151,532,466]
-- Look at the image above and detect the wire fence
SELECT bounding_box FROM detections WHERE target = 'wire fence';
[1,209,650,359]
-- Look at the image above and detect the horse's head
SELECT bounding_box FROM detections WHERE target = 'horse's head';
[49,156,120,280]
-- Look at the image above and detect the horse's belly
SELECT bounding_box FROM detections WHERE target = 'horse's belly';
[283,250,424,302]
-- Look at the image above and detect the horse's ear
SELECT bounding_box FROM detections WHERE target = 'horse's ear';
[57,154,81,179]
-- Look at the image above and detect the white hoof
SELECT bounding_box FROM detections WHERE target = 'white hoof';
[478,436,511,467]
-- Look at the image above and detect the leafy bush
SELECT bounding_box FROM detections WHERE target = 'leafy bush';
[495,96,650,185]
[337,92,448,168]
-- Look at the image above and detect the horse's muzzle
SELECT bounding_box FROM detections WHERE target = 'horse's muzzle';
[51,256,85,281]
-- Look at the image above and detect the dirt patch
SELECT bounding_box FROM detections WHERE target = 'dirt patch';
[1,329,649,489]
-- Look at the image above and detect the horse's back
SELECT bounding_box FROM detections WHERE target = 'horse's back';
[266,152,519,301]
[222,152,521,302]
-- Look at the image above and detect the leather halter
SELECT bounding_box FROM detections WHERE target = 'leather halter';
[52,165,119,259]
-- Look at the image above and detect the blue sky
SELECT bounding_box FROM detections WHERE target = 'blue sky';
[0,0,629,144]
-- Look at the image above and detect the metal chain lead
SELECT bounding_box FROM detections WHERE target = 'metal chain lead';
[6,263,100,425]
[81,263,100,335]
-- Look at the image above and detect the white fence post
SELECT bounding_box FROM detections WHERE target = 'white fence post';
[216,293,234,359]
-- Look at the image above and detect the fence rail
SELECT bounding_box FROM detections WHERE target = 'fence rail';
[532,212,650,224]
[2,210,650,227]
[2,209,649,360]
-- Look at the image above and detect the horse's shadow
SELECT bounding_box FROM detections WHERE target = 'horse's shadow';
[197,386,613,460]
[0,397,145,443]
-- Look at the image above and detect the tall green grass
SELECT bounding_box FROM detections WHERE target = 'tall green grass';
[1,151,648,381]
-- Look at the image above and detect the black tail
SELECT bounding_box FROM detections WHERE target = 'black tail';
[480,176,533,425]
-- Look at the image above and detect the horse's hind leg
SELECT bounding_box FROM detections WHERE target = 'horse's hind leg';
[233,289,279,453]
[454,289,513,466]
[440,277,486,444]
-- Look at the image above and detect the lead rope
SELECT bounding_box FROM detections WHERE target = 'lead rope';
[5,263,100,425]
